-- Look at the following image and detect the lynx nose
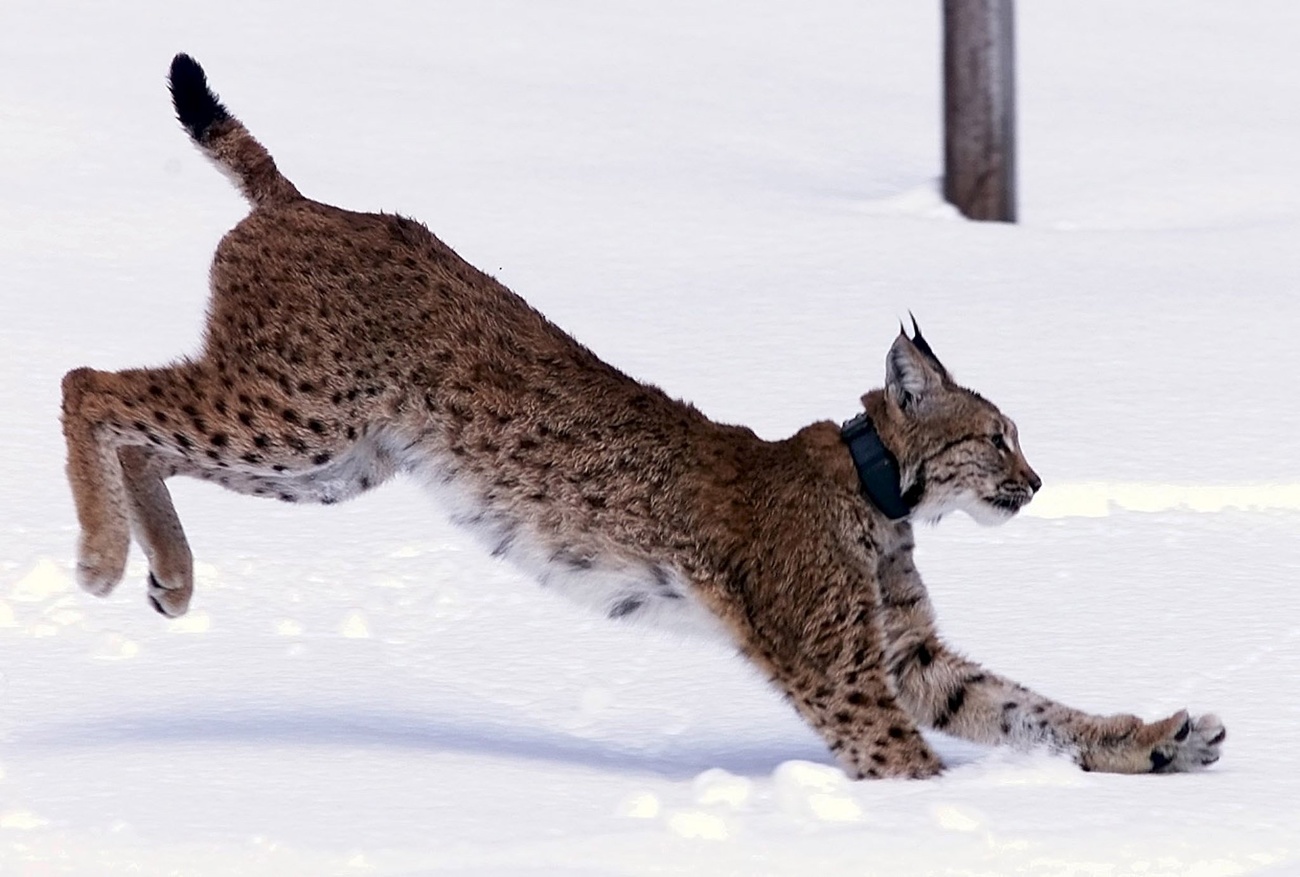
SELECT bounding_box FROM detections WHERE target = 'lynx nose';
[1026,468,1042,494]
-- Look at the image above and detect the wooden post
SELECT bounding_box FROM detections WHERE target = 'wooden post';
[943,0,1016,222]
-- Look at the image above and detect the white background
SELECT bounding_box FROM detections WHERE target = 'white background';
[2,1,1297,873]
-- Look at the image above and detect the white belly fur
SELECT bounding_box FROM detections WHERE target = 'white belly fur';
[389,431,730,640]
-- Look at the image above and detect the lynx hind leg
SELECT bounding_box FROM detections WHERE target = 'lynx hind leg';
[63,360,399,614]
[118,446,194,617]
[62,362,276,614]
[1080,710,1226,775]
[62,365,206,612]
[62,367,134,596]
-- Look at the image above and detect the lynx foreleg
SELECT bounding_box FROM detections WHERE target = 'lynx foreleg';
[886,625,1225,774]
[876,543,1224,774]
[732,568,943,780]
[759,638,944,780]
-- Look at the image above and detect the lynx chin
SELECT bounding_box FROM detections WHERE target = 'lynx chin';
[61,54,1225,780]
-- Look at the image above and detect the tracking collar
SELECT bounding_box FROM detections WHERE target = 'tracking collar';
[840,413,911,521]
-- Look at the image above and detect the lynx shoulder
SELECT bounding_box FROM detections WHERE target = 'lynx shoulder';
[60,55,1225,779]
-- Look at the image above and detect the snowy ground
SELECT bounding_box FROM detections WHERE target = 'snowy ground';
[3,1,1299,874]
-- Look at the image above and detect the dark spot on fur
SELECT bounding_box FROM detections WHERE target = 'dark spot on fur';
[944,687,967,722]
[916,643,933,666]
[871,753,887,765]
[278,493,297,503]
[173,433,192,451]
[1003,701,1019,711]
[609,596,643,619]
[298,381,315,394]
[847,692,866,706]
[834,712,853,725]
[148,384,163,397]
[211,432,229,448]
[282,409,299,424]
[153,411,169,424]
[312,452,332,466]
[238,411,254,427]
[307,419,326,434]
[888,725,906,739]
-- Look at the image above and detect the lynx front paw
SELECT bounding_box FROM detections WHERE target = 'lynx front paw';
[1149,711,1225,774]
[1080,709,1225,775]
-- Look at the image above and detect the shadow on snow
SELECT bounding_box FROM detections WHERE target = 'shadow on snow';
[19,706,835,779]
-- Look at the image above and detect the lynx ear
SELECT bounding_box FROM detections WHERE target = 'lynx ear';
[886,328,946,413]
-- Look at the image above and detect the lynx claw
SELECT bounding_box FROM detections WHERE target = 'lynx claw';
[147,571,191,618]
[1150,711,1225,773]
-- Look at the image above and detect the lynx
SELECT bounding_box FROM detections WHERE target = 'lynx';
[60,55,1225,779]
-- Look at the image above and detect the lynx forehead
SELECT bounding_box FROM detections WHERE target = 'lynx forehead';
[59,54,1224,780]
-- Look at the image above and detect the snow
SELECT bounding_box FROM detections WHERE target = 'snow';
[3,0,1299,874]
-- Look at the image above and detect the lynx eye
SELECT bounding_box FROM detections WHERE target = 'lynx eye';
[990,434,1010,453]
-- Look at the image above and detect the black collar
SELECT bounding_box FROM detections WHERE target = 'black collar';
[841,413,911,520]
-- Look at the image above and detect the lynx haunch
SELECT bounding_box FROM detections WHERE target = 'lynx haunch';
[61,55,1225,779]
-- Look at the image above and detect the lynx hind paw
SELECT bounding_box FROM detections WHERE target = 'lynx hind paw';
[147,571,192,618]
[1149,711,1225,773]
[75,535,128,597]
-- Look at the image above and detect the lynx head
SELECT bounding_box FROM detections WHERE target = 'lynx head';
[868,319,1041,525]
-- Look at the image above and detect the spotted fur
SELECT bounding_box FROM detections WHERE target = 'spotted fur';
[60,55,1224,779]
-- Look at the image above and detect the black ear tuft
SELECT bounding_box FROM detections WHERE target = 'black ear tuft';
[906,313,948,378]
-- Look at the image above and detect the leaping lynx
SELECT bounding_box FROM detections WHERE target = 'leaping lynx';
[61,55,1225,779]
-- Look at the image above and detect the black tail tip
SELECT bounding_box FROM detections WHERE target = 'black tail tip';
[168,53,230,141]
